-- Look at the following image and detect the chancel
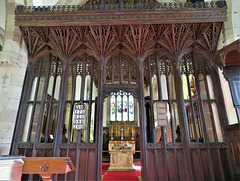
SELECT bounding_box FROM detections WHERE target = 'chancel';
[0,0,239,180]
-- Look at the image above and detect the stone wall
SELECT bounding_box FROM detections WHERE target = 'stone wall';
[0,0,27,155]
[218,0,240,49]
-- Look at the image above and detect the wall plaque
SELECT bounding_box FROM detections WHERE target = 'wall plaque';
[73,103,85,130]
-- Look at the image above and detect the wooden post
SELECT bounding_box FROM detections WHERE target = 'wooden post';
[96,60,105,180]
[53,57,70,157]
[32,54,51,157]
[156,54,169,180]
[192,54,215,180]
[10,63,34,155]
[173,60,194,181]
[138,57,148,180]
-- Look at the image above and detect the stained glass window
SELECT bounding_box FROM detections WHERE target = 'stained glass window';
[123,94,128,121]
[110,91,134,121]
[117,94,122,121]
[129,95,134,121]
[110,95,115,121]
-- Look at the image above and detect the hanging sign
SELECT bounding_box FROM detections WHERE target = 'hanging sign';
[73,103,85,130]
[155,101,169,127]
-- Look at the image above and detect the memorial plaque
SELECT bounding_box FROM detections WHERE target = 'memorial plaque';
[73,103,85,130]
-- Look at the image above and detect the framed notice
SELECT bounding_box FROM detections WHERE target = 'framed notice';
[155,101,169,127]
[73,103,85,130]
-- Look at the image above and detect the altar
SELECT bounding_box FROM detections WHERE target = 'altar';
[107,115,136,170]
[108,141,134,171]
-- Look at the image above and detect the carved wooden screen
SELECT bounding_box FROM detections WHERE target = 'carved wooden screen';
[12,20,233,180]
[105,54,137,85]
[62,55,99,144]
[143,54,224,144]
[21,56,62,148]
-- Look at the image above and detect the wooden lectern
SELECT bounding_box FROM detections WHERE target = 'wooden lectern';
[22,157,75,181]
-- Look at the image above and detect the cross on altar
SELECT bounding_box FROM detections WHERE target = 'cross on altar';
[120,127,124,140]
[2,74,9,84]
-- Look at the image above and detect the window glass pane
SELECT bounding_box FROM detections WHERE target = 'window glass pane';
[207,75,215,99]
[203,102,214,142]
[136,101,140,126]
[182,74,189,100]
[22,104,33,142]
[161,75,168,100]
[63,103,71,143]
[67,76,72,101]
[103,99,108,126]
[90,102,96,143]
[84,75,91,100]
[123,94,128,121]
[48,103,58,143]
[190,75,197,97]
[172,102,179,142]
[92,80,98,100]
[129,95,134,121]
[75,75,81,100]
[30,77,38,101]
[117,94,122,121]
[169,74,176,100]
[47,76,54,99]
[54,76,61,100]
[37,76,45,101]
[110,95,116,121]
[144,85,150,97]
[30,104,40,142]
[212,103,223,142]
[199,74,207,99]
[152,75,158,100]
[40,103,49,143]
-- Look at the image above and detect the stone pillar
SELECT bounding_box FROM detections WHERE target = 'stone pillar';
[0,0,27,155]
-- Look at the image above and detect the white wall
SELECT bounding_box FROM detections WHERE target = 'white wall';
[32,0,58,6]
[0,0,6,30]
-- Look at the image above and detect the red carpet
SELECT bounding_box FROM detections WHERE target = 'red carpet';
[102,164,141,180]
[102,163,110,175]
[102,171,139,180]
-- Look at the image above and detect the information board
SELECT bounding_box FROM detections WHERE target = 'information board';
[73,103,85,130]
[155,101,169,127]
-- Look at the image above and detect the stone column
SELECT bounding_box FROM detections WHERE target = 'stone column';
[0,0,27,155]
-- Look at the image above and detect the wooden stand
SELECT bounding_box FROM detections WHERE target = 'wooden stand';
[22,157,75,181]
